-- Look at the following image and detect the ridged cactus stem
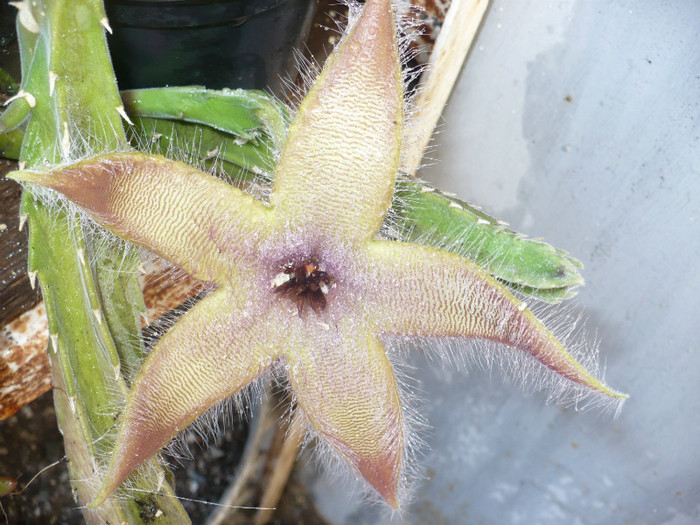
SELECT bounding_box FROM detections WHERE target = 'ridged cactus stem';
[11,0,189,522]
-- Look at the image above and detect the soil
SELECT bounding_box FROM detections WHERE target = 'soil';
[0,391,251,524]
[0,393,328,525]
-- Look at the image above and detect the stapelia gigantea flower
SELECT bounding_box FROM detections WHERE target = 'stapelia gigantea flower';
[11,0,626,508]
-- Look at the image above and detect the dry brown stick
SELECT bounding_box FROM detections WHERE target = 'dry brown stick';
[206,394,278,525]
[0,262,203,419]
[0,303,51,419]
[206,392,303,525]
[252,409,305,525]
[403,0,490,176]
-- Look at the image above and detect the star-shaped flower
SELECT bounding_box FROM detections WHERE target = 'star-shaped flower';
[10,0,625,508]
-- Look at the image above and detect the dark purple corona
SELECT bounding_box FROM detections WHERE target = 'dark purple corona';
[273,258,332,316]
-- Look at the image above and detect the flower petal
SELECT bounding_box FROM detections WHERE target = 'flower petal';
[363,240,626,399]
[285,325,403,507]
[90,287,277,506]
[270,0,403,243]
[9,152,270,283]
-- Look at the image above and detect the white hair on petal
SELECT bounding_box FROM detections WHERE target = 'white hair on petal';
[284,335,428,509]
[15,0,624,513]
[385,296,626,419]
[164,374,267,466]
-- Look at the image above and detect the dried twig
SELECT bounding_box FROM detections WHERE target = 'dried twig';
[404,0,490,175]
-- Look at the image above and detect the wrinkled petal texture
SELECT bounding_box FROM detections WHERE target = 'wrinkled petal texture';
[92,288,278,505]
[285,322,403,507]
[362,241,625,398]
[9,0,626,510]
[23,152,270,283]
[270,0,403,243]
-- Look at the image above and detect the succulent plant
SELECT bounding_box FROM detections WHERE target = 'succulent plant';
[9,0,626,512]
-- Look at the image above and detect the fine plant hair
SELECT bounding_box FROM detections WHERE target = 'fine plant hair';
[281,0,426,142]
[15,0,625,510]
[386,305,625,418]
[293,343,429,510]
[381,176,521,272]
[380,172,627,416]
[164,373,269,466]
[127,118,277,203]
[272,8,440,504]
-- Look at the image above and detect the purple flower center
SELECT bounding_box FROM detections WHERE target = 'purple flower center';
[273,258,333,316]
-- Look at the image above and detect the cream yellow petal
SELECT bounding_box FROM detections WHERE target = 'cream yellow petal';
[9,152,270,283]
[285,325,403,507]
[90,287,277,506]
[270,0,403,244]
[362,240,626,399]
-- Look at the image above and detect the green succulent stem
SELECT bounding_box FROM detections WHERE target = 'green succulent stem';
[10,0,188,522]
[3,74,585,302]
[391,180,585,302]
[0,127,23,158]
[0,68,20,94]
[0,96,31,133]
[121,86,288,145]
[121,87,585,301]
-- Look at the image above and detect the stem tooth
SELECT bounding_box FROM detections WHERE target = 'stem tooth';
[49,71,58,96]
[28,270,37,289]
[3,89,36,108]
[8,1,39,33]
[61,122,71,158]
[93,308,103,324]
[18,213,28,231]
[115,105,134,126]
[23,91,36,108]
[50,333,58,353]
[99,16,113,34]
[77,248,86,265]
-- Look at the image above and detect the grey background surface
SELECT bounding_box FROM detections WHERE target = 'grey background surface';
[303,1,700,524]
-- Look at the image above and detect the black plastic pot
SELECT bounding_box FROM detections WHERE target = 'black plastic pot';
[104,0,317,96]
